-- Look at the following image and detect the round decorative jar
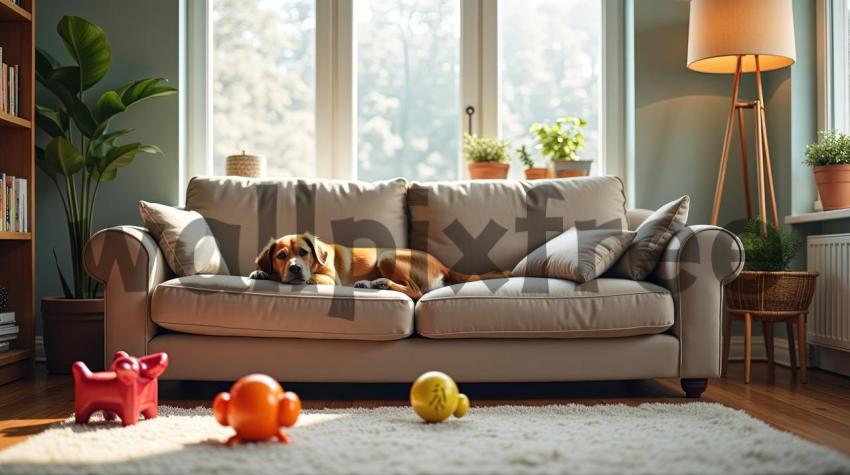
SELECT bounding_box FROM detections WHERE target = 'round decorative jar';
[226,151,266,178]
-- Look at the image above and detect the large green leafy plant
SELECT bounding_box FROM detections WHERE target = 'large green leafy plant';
[530,117,587,162]
[36,16,176,299]
[739,218,802,272]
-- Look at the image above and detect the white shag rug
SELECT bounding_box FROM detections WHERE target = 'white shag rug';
[1,403,848,475]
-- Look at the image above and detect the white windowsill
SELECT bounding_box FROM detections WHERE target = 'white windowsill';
[785,208,850,224]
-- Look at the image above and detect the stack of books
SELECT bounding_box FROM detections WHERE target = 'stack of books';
[0,311,17,352]
[0,46,19,117]
[0,174,26,232]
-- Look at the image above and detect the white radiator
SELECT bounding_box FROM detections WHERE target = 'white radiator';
[807,233,850,352]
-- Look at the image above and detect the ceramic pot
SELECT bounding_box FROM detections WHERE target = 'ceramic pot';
[468,162,509,179]
[552,159,593,178]
[524,168,550,180]
[814,164,850,211]
[42,297,104,374]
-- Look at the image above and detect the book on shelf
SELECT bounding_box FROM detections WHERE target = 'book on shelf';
[0,46,20,117]
[0,174,27,232]
[0,324,18,336]
[0,311,14,325]
[0,341,9,352]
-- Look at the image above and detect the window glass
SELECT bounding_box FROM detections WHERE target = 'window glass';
[499,0,602,178]
[356,0,461,181]
[212,0,316,176]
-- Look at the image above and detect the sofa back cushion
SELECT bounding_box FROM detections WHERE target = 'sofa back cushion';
[407,176,628,274]
[186,177,409,275]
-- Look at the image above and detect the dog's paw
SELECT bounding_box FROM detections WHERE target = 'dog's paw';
[370,278,392,290]
[353,280,372,289]
[248,270,269,280]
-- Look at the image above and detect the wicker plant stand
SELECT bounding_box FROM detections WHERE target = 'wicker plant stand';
[723,271,818,384]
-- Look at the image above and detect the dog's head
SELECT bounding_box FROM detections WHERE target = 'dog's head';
[255,232,330,284]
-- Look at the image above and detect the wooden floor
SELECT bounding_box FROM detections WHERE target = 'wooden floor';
[1,362,849,456]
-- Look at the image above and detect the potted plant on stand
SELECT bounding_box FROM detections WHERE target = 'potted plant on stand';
[531,117,591,178]
[464,133,510,179]
[36,16,176,373]
[804,130,850,211]
[517,145,549,180]
[724,218,818,382]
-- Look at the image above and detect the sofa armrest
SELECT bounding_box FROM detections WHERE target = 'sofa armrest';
[650,225,744,378]
[84,226,172,360]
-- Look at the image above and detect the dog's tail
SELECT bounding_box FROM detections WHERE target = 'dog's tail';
[445,268,512,284]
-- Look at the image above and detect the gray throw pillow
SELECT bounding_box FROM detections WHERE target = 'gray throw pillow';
[512,228,636,283]
[608,196,690,280]
[138,201,230,276]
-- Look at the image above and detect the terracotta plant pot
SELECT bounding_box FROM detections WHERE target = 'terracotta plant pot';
[468,162,509,179]
[814,164,850,211]
[524,167,550,180]
[725,271,818,312]
[42,297,104,374]
[552,159,593,178]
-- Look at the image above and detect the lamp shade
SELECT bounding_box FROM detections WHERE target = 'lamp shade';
[687,0,796,74]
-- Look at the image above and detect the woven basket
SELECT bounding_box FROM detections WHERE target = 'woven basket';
[725,271,818,312]
[226,152,266,178]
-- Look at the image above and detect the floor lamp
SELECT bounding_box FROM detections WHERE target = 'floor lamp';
[687,0,796,230]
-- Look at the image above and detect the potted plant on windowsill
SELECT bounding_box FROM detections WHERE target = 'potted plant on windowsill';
[517,145,549,180]
[725,219,818,313]
[464,133,510,179]
[804,130,850,211]
[36,16,176,373]
[531,117,591,178]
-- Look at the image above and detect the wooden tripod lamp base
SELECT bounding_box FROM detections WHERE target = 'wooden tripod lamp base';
[709,55,779,228]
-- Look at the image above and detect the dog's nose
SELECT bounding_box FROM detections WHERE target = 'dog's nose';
[289,265,302,276]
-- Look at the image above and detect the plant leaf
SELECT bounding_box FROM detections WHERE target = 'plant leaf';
[57,15,111,90]
[42,78,96,137]
[35,47,59,82]
[119,78,177,107]
[138,144,165,156]
[93,90,126,123]
[35,146,61,178]
[45,136,85,176]
[52,248,74,299]
[35,106,66,137]
[49,66,82,94]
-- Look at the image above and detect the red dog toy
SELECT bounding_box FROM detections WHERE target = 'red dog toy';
[72,351,169,426]
[213,374,301,445]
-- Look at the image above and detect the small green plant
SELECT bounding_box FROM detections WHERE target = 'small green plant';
[516,145,535,169]
[463,133,510,163]
[804,130,850,167]
[740,218,802,271]
[530,117,587,162]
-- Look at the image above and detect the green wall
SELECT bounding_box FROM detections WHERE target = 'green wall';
[35,0,180,332]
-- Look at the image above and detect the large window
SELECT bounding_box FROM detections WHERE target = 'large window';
[356,0,460,181]
[500,0,602,178]
[211,0,316,176]
[193,0,621,185]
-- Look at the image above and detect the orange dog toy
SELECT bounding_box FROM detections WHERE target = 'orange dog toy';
[213,374,302,445]
[72,351,169,426]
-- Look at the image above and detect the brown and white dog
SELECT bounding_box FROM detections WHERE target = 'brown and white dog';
[248,232,509,299]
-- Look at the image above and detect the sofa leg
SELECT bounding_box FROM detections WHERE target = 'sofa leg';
[681,378,708,398]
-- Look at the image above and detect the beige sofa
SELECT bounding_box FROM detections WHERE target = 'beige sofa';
[84,176,743,397]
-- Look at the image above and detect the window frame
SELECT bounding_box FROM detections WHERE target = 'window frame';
[184,0,627,197]
[817,0,849,133]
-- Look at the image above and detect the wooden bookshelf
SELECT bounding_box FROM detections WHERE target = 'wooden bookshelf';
[0,0,33,385]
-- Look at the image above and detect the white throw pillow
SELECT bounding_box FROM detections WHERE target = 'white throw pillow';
[512,228,636,283]
[138,201,230,276]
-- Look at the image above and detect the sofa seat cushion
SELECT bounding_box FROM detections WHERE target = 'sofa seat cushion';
[152,276,414,341]
[415,277,673,339]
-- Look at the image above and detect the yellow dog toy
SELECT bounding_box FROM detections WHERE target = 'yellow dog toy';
[409,371,470,422]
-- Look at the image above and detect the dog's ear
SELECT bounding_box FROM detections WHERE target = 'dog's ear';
[256,238,277,276]
[303,232,328,267]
